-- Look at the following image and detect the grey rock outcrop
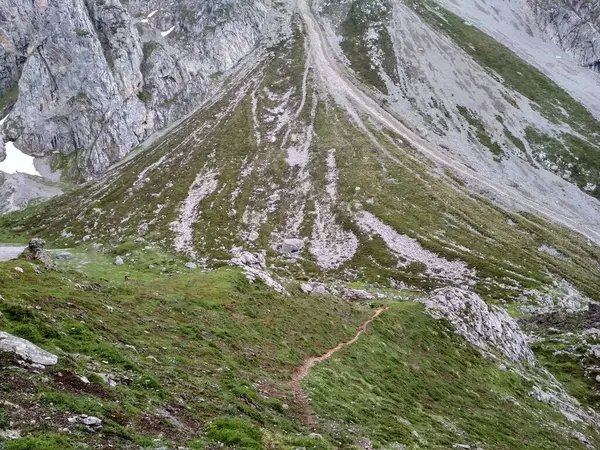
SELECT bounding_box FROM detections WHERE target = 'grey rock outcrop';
[0,331,58,365]
[0,0,283,179]
[422,287,536,365]
[528,0,600,71]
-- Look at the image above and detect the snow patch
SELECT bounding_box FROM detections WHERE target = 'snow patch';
[161,26,175,37]
[0,142,41,177]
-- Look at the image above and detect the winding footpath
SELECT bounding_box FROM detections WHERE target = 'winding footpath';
[291,306,389,424]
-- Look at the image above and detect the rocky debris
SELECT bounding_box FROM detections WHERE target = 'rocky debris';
[279,238,305,255]
[422,287,535,365]
[517,280,592,315]
[527,384,597,426]
[528,0,600,71]
[20,238,53,268]
[342,288,375,300]
[230,247,286,293]
[114,256,124,266]
[0,429,21,440]
[356,211,474,284]
[0,331,58,366]
[301,282,328,295]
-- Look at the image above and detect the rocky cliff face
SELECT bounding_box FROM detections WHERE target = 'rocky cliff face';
[528,0,600,71]
[0,0,282,179]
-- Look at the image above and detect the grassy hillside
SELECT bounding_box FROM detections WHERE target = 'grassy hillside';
[0,253,597,449]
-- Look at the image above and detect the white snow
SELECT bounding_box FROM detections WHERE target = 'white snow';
[0,142,41,177]
[0,115,7,126]
[161,26,175,37]
[148,10,159,18]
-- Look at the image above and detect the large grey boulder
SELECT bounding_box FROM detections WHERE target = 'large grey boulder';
[279,238,305,255]
[0,331,58,365]
[422,287,536,365]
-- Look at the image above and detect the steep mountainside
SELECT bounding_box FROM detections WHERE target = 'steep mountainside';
[528,0,600,71]
[0,0,286,179]
[1,0,600,449]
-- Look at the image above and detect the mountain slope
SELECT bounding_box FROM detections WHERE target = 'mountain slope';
[1,0,600,448]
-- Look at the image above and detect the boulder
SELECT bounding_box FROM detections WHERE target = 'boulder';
[54,251,73,260]
[279,238,305,255]
[0,331,58,365]
[114,256,124,265]
[301,282,328,295]
[185,262,198,270]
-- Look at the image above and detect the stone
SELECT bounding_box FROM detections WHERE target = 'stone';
[0,331,58,365]
[422,287,536,365]
[114,256,124,265]
[342,288,374,300]
[301,282,328,295]
[0,430,21,440]
[14,267,23,273]
[20,238,53,268]
[81,415,102,431]
[184,262,198,270]
[279,238,305,255]
[54,251,73,260]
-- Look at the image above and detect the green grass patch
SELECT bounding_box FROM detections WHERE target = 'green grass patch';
[305,303,597,449]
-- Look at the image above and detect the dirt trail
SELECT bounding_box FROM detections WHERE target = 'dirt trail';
[291,306,388,424]
[297,0,600,245]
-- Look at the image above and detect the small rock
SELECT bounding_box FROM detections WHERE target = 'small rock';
[498,364,507,371]
[184,262,198,270]
[14,267,24,273]
[301,282,328,295]
[309,433,323,439]
[148,264,156,269]
[114,256,124,266]
[134,237,145,243]
[67,416,78,424]
[452,445,471,450]
[54,251,73,260]
[596,375,600,383]
[279,238,305,255]
[411,430,419,439]
[82,415,102,431]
